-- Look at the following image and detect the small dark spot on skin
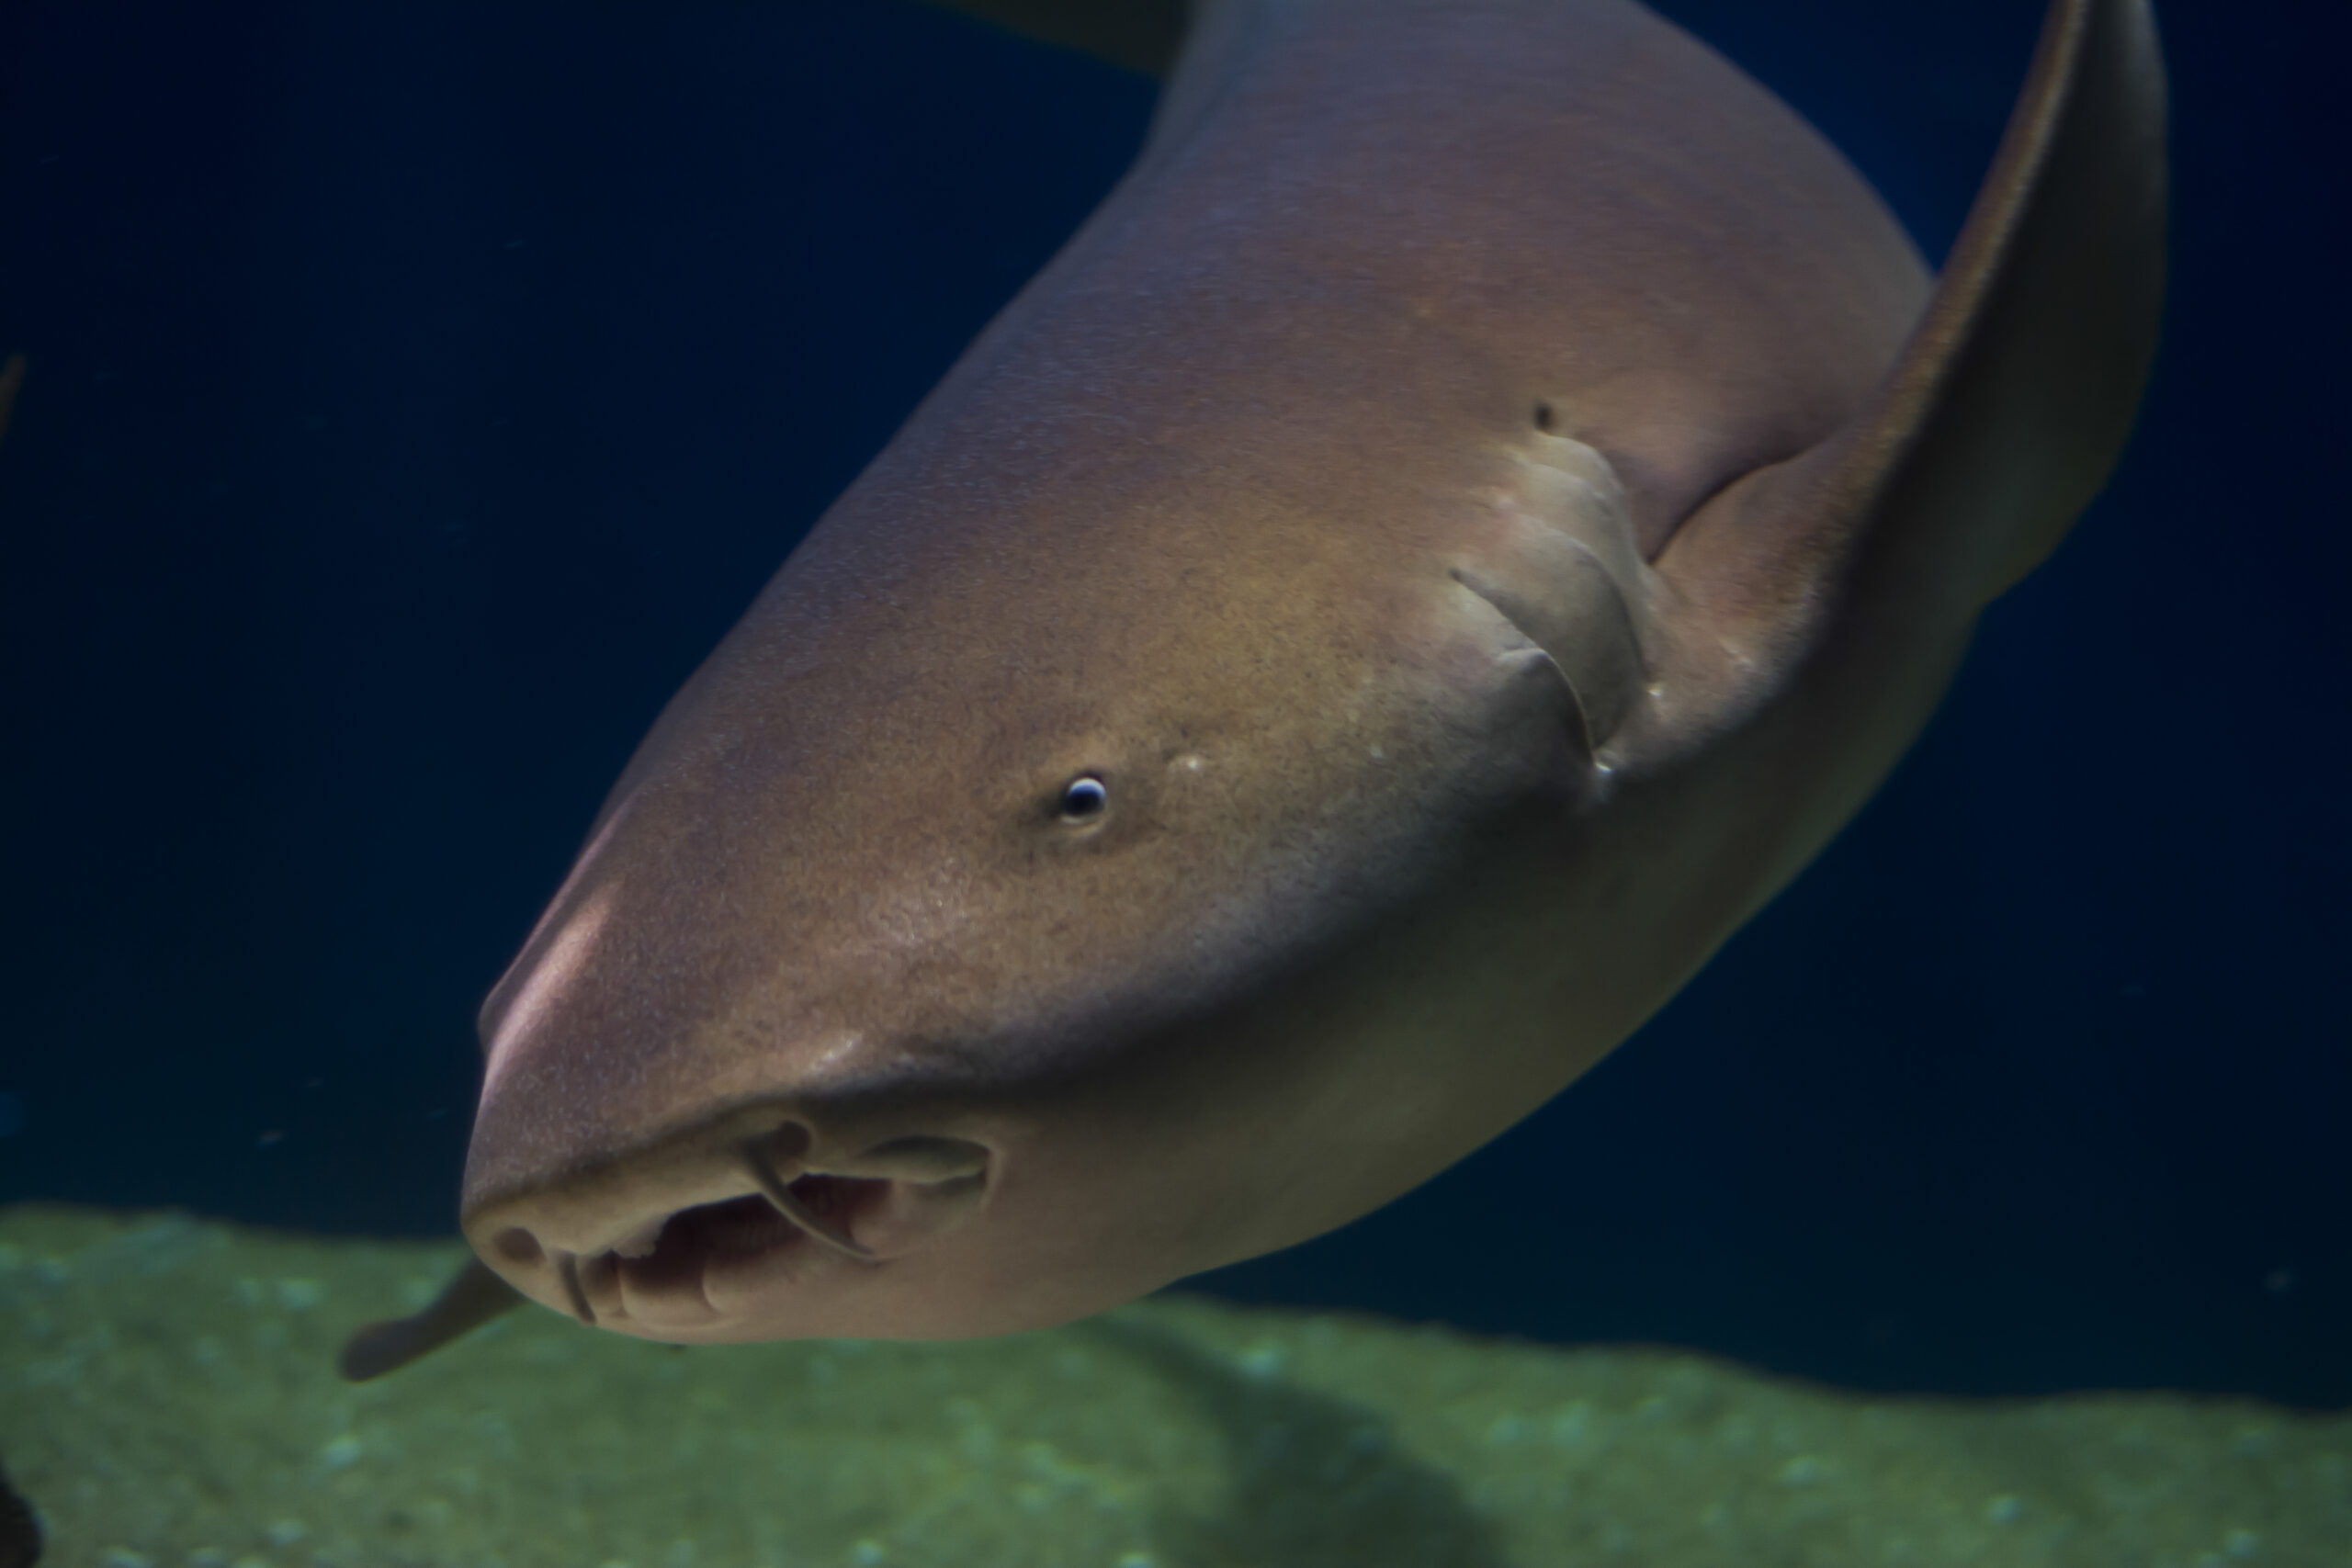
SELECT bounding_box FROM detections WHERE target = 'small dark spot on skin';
[1532,401,1555,434]
[493,1227,543,1267]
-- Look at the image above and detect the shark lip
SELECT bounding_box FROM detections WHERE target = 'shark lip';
[581,1172,894,1330]
[471,1117,994,1336]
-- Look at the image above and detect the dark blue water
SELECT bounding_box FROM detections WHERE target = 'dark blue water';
[1,0,2344,1407]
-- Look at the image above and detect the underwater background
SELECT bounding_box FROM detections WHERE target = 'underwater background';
[0,0,2347,1559]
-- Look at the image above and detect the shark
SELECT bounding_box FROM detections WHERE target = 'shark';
[343,0,2165,1378]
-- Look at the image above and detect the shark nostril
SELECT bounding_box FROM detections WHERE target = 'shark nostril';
[761,1120,813,1166]
[851,1136,989,1185]
[492,1227,543,1267]
[742,1132,875,1261]
[611,1215,667,1259]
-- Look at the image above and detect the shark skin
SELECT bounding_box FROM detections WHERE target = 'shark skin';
[342,0,2164,1375]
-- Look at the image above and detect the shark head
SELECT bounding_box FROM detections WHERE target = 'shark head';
[458,427,1606,1341]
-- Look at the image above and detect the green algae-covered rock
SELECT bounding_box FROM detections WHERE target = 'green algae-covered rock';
[0,1206,2343,1567]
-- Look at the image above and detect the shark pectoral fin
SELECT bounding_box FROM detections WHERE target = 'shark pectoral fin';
[1645,0,2165,725]
[336,1256,526,1382]
[915,0,1188,75]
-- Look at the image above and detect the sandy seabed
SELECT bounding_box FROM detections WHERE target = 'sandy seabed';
[0,1205,2344,1568]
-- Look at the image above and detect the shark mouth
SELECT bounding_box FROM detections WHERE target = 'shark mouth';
[515,1125,990,1332]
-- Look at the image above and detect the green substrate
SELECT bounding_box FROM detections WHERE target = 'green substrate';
[1,1206,2343,1567]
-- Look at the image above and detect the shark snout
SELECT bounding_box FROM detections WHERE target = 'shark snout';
[463,1107,992,1339]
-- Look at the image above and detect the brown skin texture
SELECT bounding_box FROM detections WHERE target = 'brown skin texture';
[447,0,2162,1348]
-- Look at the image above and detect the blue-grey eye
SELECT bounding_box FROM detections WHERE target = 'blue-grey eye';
[1058,775,1108,822]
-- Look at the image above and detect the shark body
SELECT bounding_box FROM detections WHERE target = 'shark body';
[344,0,2165,1373]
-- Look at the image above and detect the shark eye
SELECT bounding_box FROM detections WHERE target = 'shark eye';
[1057,775,1108,823]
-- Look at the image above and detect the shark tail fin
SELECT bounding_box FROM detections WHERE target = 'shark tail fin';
[337,1256,526,1382]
